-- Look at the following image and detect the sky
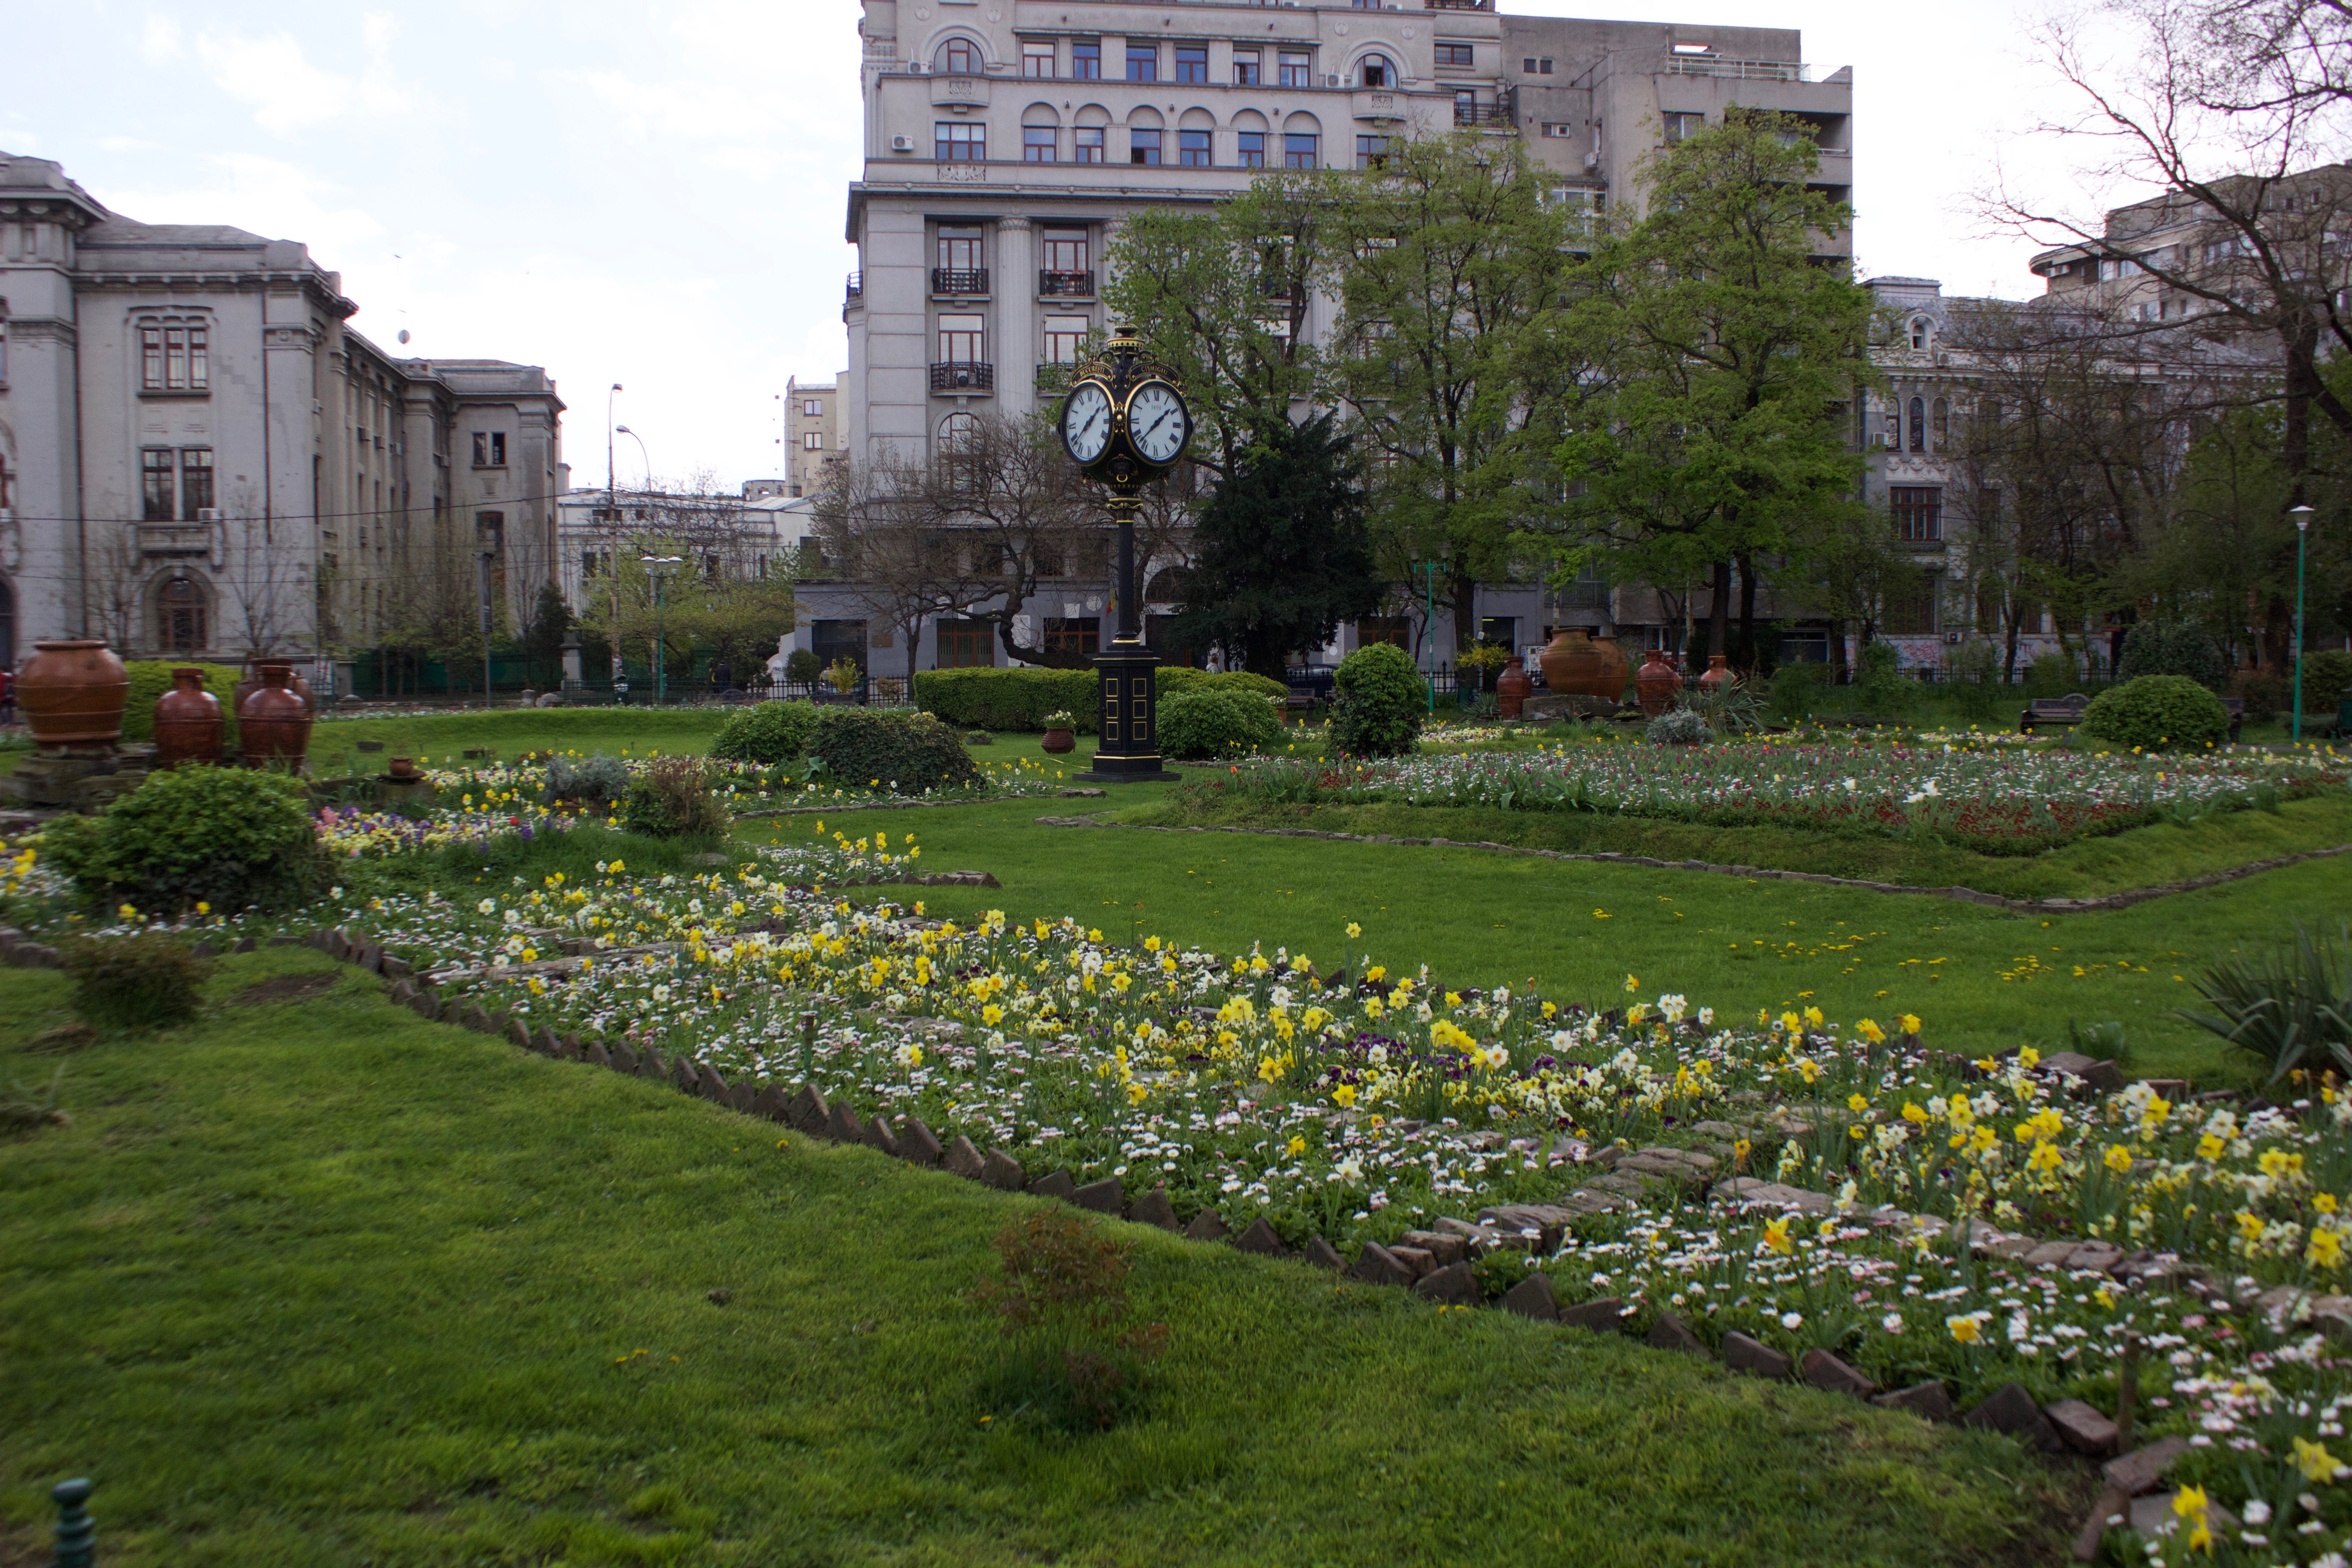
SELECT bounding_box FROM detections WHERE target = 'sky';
[5,0,2144,493]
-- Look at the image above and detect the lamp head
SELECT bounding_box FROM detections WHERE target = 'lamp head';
[2291,503,2316,531]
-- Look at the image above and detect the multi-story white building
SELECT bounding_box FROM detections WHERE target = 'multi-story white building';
[828,0,1854,673]
[784,377,845,499]
[0,150,564,676]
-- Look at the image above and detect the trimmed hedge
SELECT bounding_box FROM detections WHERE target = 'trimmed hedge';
[43,765,323,914]
[914,666,1286,733]
[2080,674,2232,751]
[1331,642,1426,757]
[810,708,980,794]
[2116,623,2229,691]
[120,661,242,750]
[709,700,819,763]
[1159,688,1283,759]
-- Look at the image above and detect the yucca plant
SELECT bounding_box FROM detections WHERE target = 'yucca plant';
[2177,922,2352,1089]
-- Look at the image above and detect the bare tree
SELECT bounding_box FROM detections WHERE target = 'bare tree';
[812,458,985,681]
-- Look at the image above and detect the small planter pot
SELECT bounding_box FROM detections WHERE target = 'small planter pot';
[1697,653,1735,691]
[387,756,418,781]
[1041,727,1076,755]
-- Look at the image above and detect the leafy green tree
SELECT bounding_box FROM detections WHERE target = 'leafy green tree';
[1326,132,1584,654]
[521,579,571,688]
[1559,110,1874,673]
[1171,413,1387,682]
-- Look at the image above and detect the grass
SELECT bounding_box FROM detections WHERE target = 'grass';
[761,790,2342,1084]
[0,951,2089,1566]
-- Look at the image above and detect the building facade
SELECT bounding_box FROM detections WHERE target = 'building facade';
[822,0,1855,677]
[0,150,564,676]
[784,376,844,498]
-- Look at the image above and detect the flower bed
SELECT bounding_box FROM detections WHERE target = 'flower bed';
[1186,741,2349,853]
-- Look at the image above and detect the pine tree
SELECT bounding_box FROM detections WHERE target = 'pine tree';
[1171,413,1386,681]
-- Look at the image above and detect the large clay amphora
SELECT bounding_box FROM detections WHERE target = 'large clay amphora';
[153,667,224,767]
[238,662,314,767]
[19,640,130,746]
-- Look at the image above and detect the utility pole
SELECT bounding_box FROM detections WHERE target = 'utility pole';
[607,383,623,683]
[2291,505,2315,743]
[642,554,681,704]
[475,549,496,710]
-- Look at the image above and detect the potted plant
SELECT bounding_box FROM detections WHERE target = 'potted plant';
[1040,710,1077,754]
[818,657,863,706]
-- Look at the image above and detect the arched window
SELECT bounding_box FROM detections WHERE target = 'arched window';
[1909,316,1931,351]
[1907,397,1926,452]
[938,411,976,450]
[939,37,981,75]
[1359,54,1393,88]
[1932,397,1949,443]
[156,574,209,655]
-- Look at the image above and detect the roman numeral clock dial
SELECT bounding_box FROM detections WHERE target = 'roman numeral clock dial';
[1059,381,1112,465]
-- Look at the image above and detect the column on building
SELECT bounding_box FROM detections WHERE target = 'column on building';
[995,218,1037,420]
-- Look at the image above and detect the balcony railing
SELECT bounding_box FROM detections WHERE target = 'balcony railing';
[1454,99,1515,127]
[931,360,995,392]
[931,267,990,295]
[1039,269,1095,297]
[137,522,214,556]
[845,270,863,300]
[1662,55,1811,82]
[1425,0,1492,10]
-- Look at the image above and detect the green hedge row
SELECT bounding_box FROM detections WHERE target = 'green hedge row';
[912,666,1287,733]
[120,661,243,749]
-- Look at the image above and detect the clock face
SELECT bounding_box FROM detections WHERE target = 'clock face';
[1126,382,1190,466]
[1061,382,1112,465]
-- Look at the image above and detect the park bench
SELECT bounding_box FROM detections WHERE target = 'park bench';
[2021,691,2244,741]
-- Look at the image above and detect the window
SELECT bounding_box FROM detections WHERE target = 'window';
[1881,579,1939,635]
[139,318,208,391]
[941,37,980,74]
[1043,314,1092,363]
[1126,42,1157,82]
[1021,39,1054,77]
[1233,48,1260,85]
[179,449,214,519]
[1542,122,1576,137]
[1907,397,1926,452]
[804,432,823,450]
[1074,126,1104,162]
[936,313,985,363]
[1356,133,1391,169]
[1024,125,1058,162]
[142,448,175,520]
[1179,128,1211,167]
[937,617,994,668]
[476,511,505,553]
[936,121,985,161]
[1283,132,1317,169]
[1042,230,1089,273]
[1071,39,1100,79]
[1175,44,1207,84]
[157,577,207,654]
[803,398,824,417]
[1661,111,1702,143]
[1909,316,1931,350]
[937,225,984,271]
[1435,42,1475,69]
[1045,617,1100,655]
[1130,128,1161,166]
[1891,486,1942,543]
[1360,53,1392,88]
[1932,397,1950,441]
[1236,131,1266,168]
[472,431,507,467]
[1278,50,1312,88]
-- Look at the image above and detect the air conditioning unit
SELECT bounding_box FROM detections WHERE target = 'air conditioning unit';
[891,134,915,152]
[198,508,223,523]
[1583,151,1600,171]
[1326,74,1341,88]
[1945,631,1965,646]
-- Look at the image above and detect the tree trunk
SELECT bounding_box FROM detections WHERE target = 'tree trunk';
[1735,551,1759,675]
[1705,558,1732,674]
[1827,615,1849,686]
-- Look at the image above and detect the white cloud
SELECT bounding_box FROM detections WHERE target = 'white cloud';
[139,15,181,64]
[195,27,417,136]
[108,152,385,255]
[97,135,167,154]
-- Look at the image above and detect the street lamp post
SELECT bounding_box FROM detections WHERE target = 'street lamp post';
[1411,561,1445,714]
[642,555,681,705]
[475,549,497,711]
[606,384,623,686]
[2291,505,2316,743]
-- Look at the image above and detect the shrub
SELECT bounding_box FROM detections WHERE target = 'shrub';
[1765,661,1824,725]
[914,666,1287,733]
[620,757,732,839]
[1946,640,2003,723]
[823,657,863,694]
[59,932,214,1033]
[119,661,243,750]
[43,766,323,914]
[975,1210,1168,1433]
[1646,709,1713,746]
[2080,673,2231,751]
[2117,622,2229,691]
[709,700,818,764]
[784,649,823,685]
[1158,689,1282,759]
[809,709,979,795]
[2303,648,2352,702]
[2024,650,2080,698]
[2178,921,2352,1089]
[1853,642,1907,717]
[1676,677,1762,736]
[2230,667,2287,725]
[964,730,993,745]
[544,750,631,808]
[1157,668,1289,702]
[1330,642,1426,757]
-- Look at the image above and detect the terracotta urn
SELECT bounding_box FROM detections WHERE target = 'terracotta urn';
[388,756,417,781]
[1495,655,1531,719]
[1588,632,1630,704]
[238,662,314,767]
[1539,627,1599,696]
[152,667,224,768]
[1041,726,1076,755]
[1634,650,1683,718]
[18,639,130,746]
[235,659,315,718]
[1697,653,1736,691]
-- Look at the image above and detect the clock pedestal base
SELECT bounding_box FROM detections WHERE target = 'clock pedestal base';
[1073,643,1178,784]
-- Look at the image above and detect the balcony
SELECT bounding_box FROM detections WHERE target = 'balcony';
[931,267,990,296]
[1896,533,1945,553]
[1425,0,1492,9]
[931,361,995,393]
[137,521,215,557]
[1662,55,1811,82]
[1039,269,1095,297]
[1454,98,1516,128]
[845,270,863,301]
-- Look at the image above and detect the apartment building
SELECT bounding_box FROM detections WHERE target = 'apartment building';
[784,376,845,498]
[827,0,1852,674]
[0,150,564,674]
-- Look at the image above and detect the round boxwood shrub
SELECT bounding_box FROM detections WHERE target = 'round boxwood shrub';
[2116,623,2228,691]
[621,756,732,839]
[119,661,242,750]
[1158,688,1282,759]
[2303,648,2352,703]
[43,765,323,914]
[2080,673,2232,751]
[1646,709,1714,746]
[810,709,980,795]
[709,700,818,764]
[1331,642,1426,757]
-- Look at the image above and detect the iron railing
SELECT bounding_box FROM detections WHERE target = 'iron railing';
[931,267,989,295]
[1454,99,1515,127]
[845,270,863,300]
[930,360,995,392]
[1039,269,1095,297]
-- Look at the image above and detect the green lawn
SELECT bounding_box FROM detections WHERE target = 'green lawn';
[0,952,2088,1566]
[765,787,2344,1084]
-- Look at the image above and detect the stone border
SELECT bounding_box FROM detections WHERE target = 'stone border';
[1034,815,2352,915]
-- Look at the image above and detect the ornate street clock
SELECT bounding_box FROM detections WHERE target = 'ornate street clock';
[1056,328,1190,783]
